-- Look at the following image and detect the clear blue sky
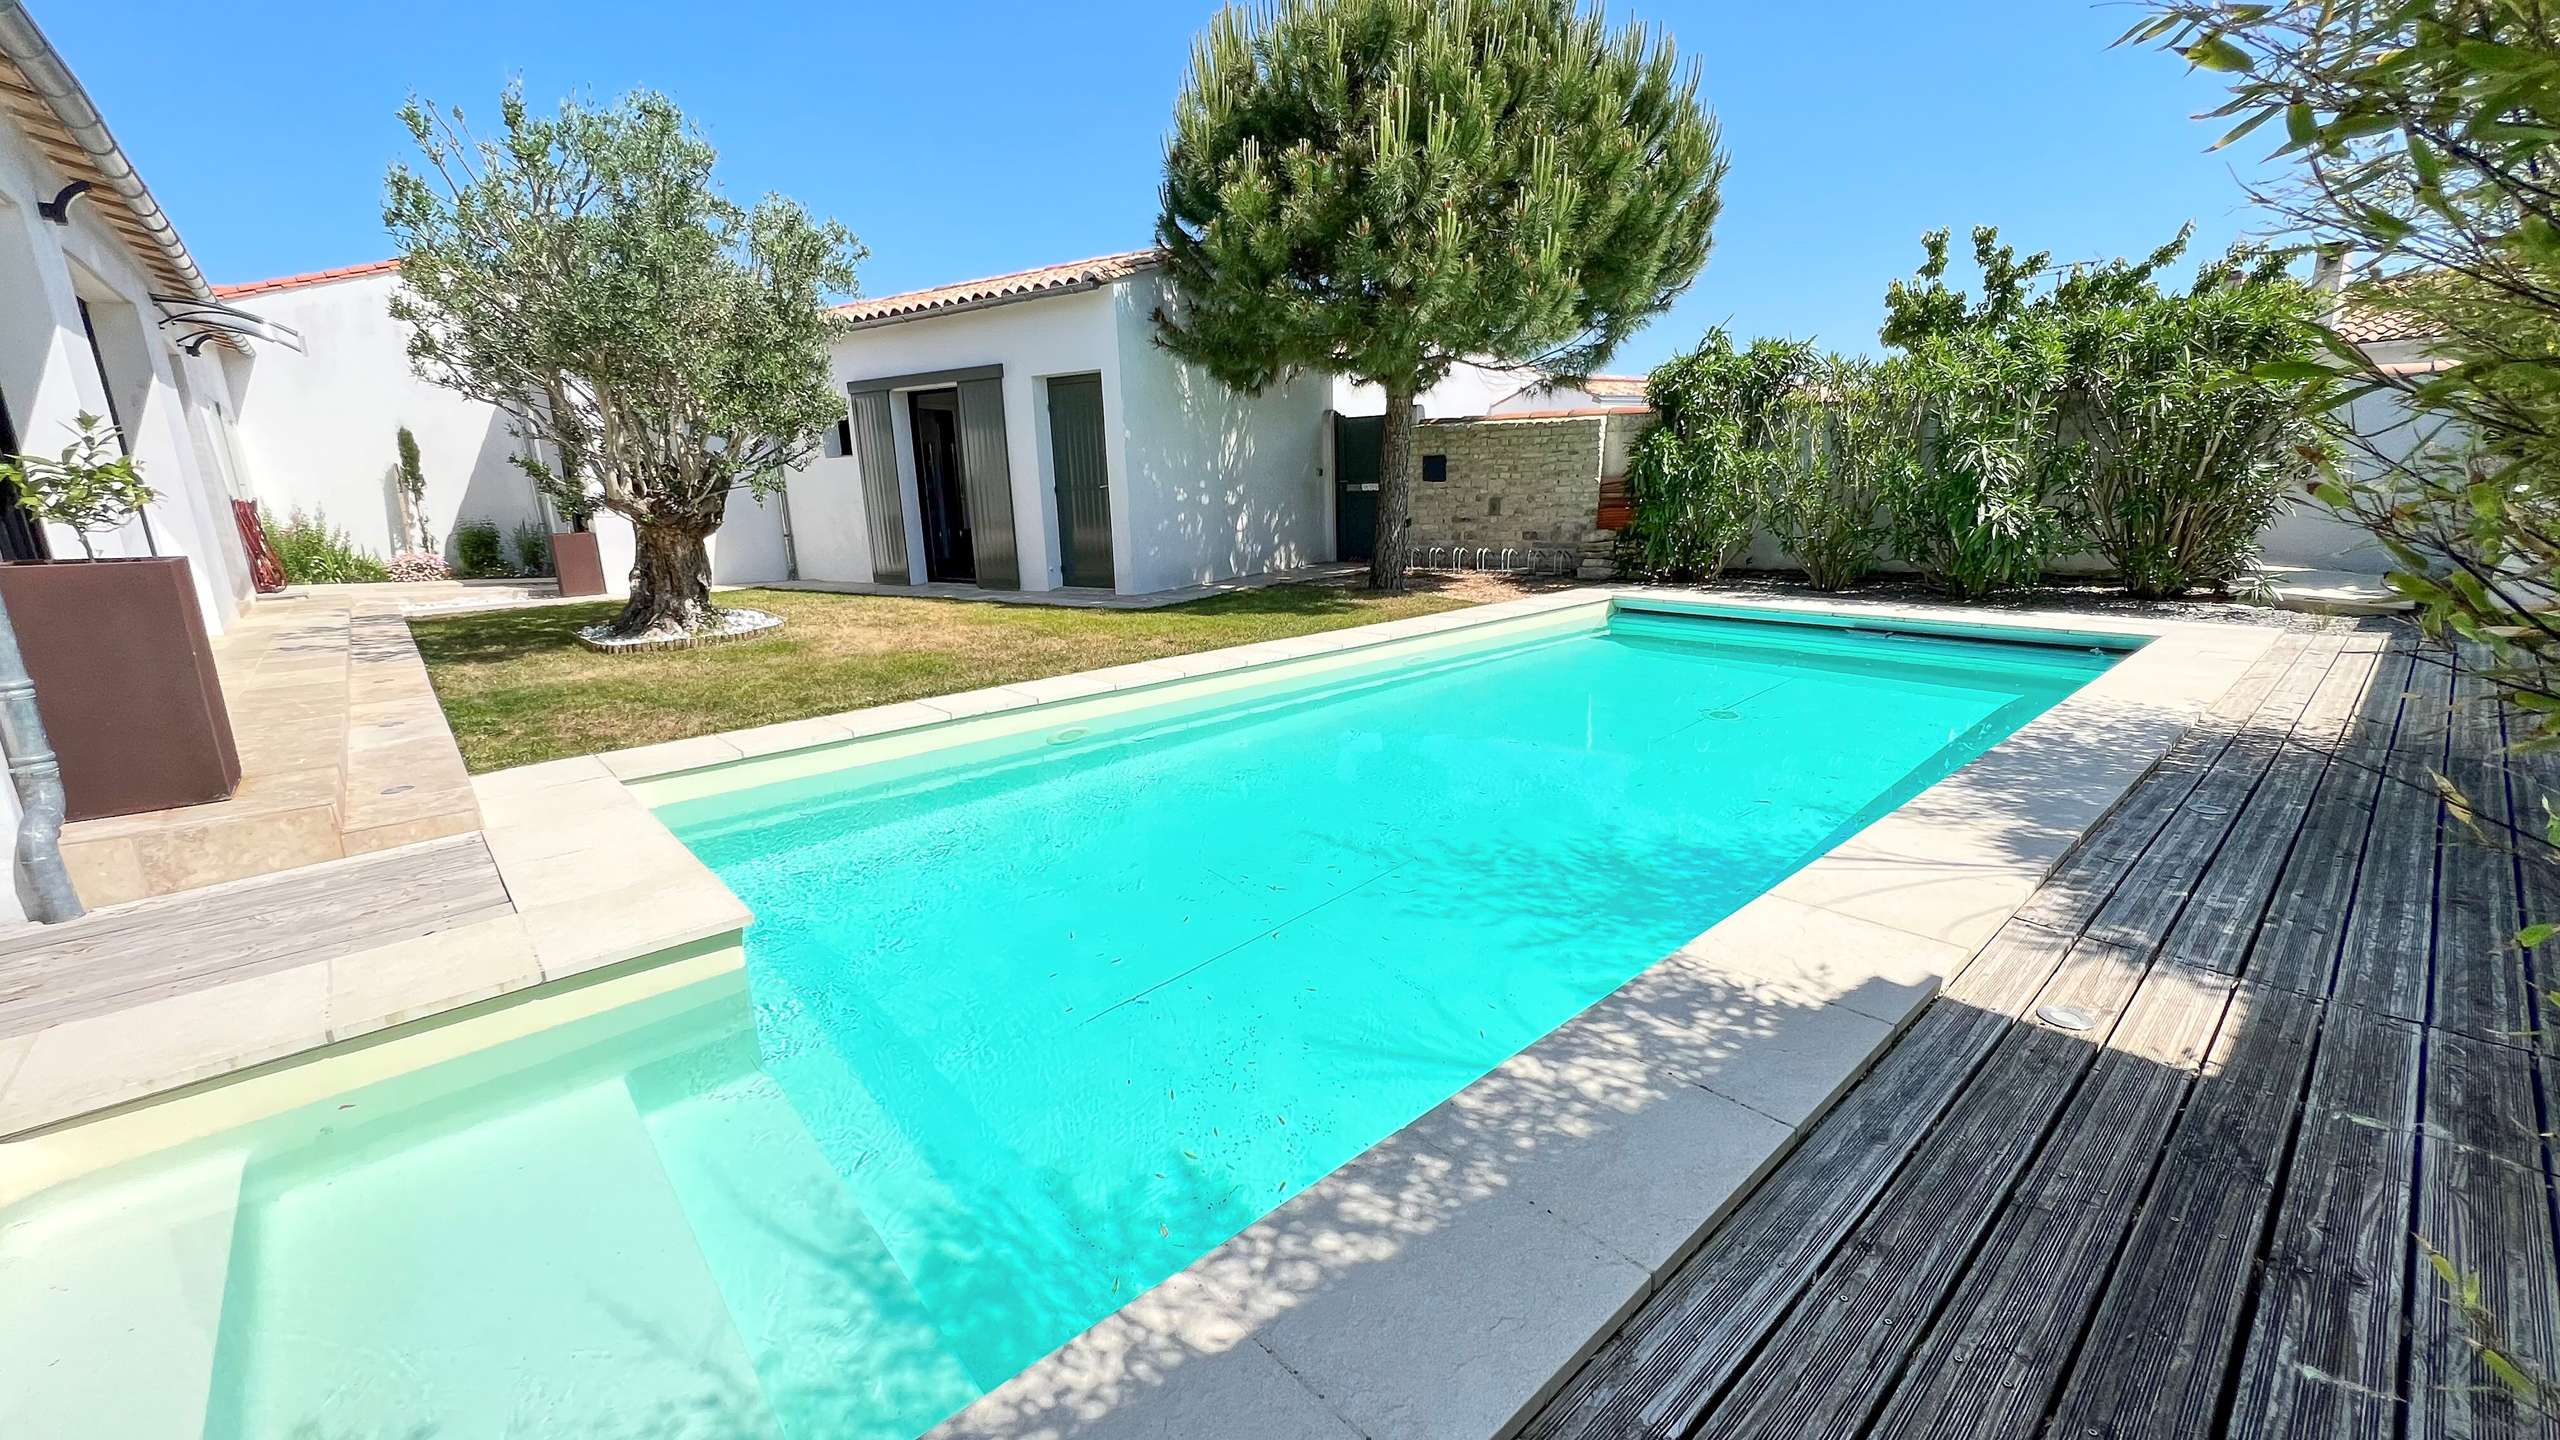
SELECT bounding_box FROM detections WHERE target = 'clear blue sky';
[41,0,2273,371]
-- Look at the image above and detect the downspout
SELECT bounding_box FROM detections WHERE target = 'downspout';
[0,587,81,922]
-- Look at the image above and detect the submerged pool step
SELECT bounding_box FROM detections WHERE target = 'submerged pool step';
[0,1147,247,1439]
[628,1032,979,1440]
[201,1077,783,1439]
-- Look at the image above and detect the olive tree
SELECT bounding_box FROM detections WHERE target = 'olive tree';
[386,88,860,637]
[1155,0,1724,588]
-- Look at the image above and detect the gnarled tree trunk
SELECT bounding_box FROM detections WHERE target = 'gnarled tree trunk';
[609,520,719,637]
[1370,381,1417,591]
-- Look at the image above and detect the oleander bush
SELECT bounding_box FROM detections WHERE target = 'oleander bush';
[1766,356,1915,591]
[1621,331,1812,581]
[264,506,391,585]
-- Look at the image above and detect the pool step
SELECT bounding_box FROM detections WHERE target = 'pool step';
[201,1076,782,1439]
[628,1030,980,1440]
[752,970,1117,1391]
[0,1146,247,1440]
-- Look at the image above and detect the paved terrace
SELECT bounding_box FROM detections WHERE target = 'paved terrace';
[52,582,533,906]
[1525,628,2560,1440]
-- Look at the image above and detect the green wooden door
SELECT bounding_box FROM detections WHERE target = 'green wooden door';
[954,376,1019,590]
[1333,413,1383,562]
[847,388,909,584]
[1047,374,1114,589]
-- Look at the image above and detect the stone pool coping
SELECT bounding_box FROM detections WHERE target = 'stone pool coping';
[2,586,2279,1439]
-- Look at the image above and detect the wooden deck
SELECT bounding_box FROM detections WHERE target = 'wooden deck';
[1526,627,2560,1440]
[0,834,514,1039]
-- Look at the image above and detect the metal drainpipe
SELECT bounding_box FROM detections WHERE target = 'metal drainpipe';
[0,585,81,922]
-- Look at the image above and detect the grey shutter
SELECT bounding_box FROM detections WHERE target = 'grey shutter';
[954,376,1019,590]
[847,388,908,584]
[1046,375,1114,588]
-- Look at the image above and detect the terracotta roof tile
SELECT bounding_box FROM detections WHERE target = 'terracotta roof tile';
[1583,375,1648,399]
[837,249,1161,326]
[211,258,401,299]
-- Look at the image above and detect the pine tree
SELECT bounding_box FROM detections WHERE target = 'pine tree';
[1155,0,1725,588]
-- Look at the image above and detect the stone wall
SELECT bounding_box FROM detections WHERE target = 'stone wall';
[1407,409,1656,579]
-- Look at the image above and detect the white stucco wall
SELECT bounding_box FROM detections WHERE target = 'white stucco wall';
[1332,356,1537,421]
[0,116,259,923]
[224,269,552,568]
[828,287,1124,591]
[0,127,251,636]
[1111,276,1331,591]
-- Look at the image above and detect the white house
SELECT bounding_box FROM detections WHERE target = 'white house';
[0,5,261,624]
[792,248,1567,597]
[0,0,303,920]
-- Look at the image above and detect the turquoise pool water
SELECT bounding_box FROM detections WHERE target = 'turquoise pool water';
[14,606,2116,1440]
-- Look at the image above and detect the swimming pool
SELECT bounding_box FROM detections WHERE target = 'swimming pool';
[3,602,2121,1440]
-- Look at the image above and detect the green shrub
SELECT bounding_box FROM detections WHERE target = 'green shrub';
[1875,222,2320,599]
[1622,331,1812,581]
[264,506,391,585]
[1883,330,2078,599]
[2054,267,2325,599]
[511,518,551,575]
[452,518,508,578]
[1767,357,1913,591]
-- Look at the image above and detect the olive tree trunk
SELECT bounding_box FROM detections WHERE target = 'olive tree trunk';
[1370,382,1417,591]
[610,520,719,637]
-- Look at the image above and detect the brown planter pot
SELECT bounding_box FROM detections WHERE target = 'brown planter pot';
[552,530,607,597]
[0,556,240,822]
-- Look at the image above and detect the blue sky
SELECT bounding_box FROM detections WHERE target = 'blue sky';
[42,1,2274,371]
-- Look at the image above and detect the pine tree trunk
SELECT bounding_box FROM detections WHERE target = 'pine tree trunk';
[609,521,718,637]
[1370,382,1417,592]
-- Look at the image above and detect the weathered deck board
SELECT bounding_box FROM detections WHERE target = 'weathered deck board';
[2006,638,2309,941]
[1862,966,2232,1440]
[2329,655,2453,1023]
[1533,625,2560,1440]
[2044,983,2328,1440]
[2410,1030,2560,1440]
[0,834,514,1037]
[2436,668,2536,1045]
[2245,647,2418,999]
[1688,939,2155,1440]
[2188,1005,2422,1440]
[1518,925,2081,1440]
[2163,647,2379,973]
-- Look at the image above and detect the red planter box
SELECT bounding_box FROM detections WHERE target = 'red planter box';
[552,530,607,597]
[0,556,240,821]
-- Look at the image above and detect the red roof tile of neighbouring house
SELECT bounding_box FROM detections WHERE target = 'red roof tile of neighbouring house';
[211,258,401,299]
[1583,375,1648,399]
[837,249,1163,327]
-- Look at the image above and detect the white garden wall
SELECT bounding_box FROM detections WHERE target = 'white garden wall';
[223,268,552,568]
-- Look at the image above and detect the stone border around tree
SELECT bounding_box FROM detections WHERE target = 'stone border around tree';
[574,608,784,655]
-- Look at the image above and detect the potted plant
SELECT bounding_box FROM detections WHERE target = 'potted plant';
[0,413,239,820]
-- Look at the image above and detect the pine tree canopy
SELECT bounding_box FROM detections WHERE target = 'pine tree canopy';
[1154,0,1725,396]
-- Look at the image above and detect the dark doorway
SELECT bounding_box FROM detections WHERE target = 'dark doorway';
[0,387,46,562]
[910,389,975,583]
[1333,412,1383,562]
[1047,374,1114,588]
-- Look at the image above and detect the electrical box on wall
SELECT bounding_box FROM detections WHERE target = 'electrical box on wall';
[1422,453,1447,483]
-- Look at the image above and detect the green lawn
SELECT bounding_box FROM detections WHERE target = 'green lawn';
[410,582,1485,771]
